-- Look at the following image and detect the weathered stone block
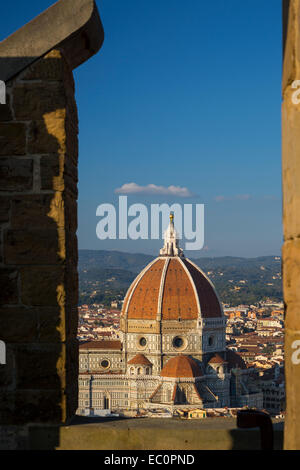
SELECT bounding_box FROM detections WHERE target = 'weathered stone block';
[0,348,15,389]
[10,193,64,229]
[0,123,26,156]
[39,153,77,193]
[284,327,300,449]
[14,390,64,424]
[282,239,300,310]
[0,307,38,342]
[4,229,65,265]
[64,193,77,232]
[65,306,78,340]
[40,154,63,190]
[65,340,78,416]
[21,50,67,82]
[0,392,15,424]
[65,265,78,308]
[66,119,79,166]
[0,94,13,121]
[285,302,300,332]
[64,172,78,197]
[20,266,64,306]
[0,158,33,191]
[282,0,300,95]
[15,344,66,390]
[282,99,300,240]
[0,197,11,223]
[65,231,78,261]
[13,83,66,120]
[0,268,18,305]
[37,307,66,343]
[28,120,64,155]
[0,425,29,450]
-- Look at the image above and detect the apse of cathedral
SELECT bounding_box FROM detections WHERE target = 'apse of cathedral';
[78,215,263,415]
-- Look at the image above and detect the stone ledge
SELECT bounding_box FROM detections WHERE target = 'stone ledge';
[0,0,104,82]
[0,417,284,450]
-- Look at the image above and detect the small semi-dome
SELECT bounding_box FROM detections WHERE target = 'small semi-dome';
[121,214,223,321]
[160,355,203,378]
[208,353,227,364]
[127,354,152,366]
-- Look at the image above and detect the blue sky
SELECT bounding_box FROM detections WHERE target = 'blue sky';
[2,0,282,257]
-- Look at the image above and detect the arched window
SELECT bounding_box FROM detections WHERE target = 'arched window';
[103,396,110,409]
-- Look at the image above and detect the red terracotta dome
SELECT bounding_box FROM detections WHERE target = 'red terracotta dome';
[208,353,227,364]
[121,214,223,322]
[160,355,203,378]
[121,256,222,321]
[127,354,152,366]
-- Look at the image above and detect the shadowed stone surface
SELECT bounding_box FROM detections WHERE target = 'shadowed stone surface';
[0,418,284,450]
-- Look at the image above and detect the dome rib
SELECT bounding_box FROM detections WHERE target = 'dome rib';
[182,258,223,318]
[178,256,201,314]
[125,258,166,320]
[160,257,199,320]
[122,257,162,317]
[156,257,170,320]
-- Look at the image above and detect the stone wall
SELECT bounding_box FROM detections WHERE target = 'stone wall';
[0,49,79,424]
[282,0,300,450]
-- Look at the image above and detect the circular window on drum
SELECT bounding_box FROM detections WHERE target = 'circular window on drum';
[137,336,147,348]
[172,336,187,351]
[100,359,110,369]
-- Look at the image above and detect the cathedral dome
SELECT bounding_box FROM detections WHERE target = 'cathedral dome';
[121,215,223,321]
[160,355,203,378]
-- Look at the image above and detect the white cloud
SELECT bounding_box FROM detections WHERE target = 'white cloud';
[214,194,251,202]
[115,182,194,198]
[214,195,226,202]
[263,195,280,201]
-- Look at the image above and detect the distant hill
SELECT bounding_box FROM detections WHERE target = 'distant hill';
[79,249,154,273]
[78,250,282,306]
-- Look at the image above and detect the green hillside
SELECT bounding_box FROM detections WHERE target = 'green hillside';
[78,250,282,306]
